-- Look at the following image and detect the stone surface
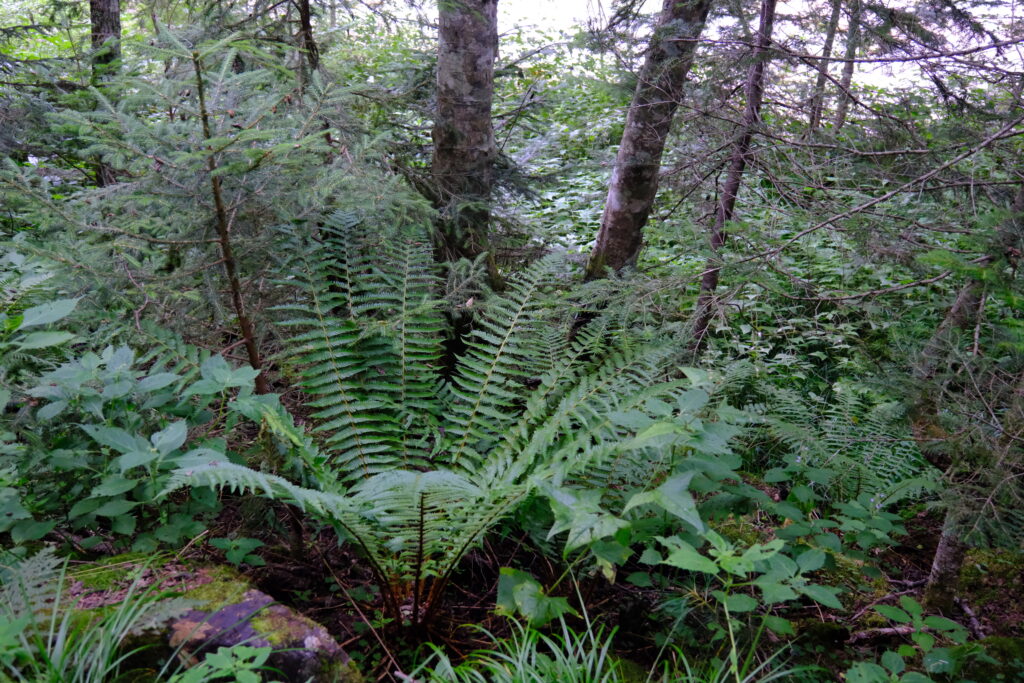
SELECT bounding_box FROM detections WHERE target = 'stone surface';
[169,587,360,683]
[69,559,360,682]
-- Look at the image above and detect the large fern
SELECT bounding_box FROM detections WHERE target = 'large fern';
[167,217,705,626]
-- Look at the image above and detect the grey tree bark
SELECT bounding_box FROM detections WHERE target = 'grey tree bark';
[431,0,503,289]
[833,0,862,131]
[584,0,714,280]
[807,0,842,133]
[689,0,777,352]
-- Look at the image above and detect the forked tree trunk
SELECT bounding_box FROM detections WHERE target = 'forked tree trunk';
[89,0,121,187]
[833,0,862,131]
[807,0,842,133]
[584,0,714,280]
[689,0,777,352]
[432,0,502,289]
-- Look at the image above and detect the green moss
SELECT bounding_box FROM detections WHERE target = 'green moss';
[711,514,764,546]
[323,659,364,683]
[185,566,250,611]
[71,552,152,590]
[250,609,321,647]
[959,548,1024,608]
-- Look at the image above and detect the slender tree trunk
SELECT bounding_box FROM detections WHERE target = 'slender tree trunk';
[584,0,714,279]
[192,52,271,395]
[833,0,862,131]
[432,0,503,290]
[688,0,777,352]
[89,0,121,187]
[296,0,319,73]
[807,0,842,133]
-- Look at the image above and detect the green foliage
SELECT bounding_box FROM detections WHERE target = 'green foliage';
[0,548,194,683]
[4,343,279,549]
[164,215,726,626]
[168,646,281,683]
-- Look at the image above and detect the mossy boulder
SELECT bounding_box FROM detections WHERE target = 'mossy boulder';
[170,587,360,683]
[68,561,360,682]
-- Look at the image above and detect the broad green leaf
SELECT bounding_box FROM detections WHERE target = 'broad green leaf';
[19,298,78,328]
[18,331,74,349]
[151,421,188,455]
[82,425,143,454]
[713,591,758,613]
[875,605,912,623]
[922,615,962,632]
[117,449,160,471]
[623,472,704,531]
[900,595,923,619]
[92,476,138,497]
[844,661,889,683]
[881,650,905,674]
[138,373,181,392]
[796,548,827,573]
[37,400,67,420]
[659,538,718,574]
[10,519,55,543]
[756,580,798,604]
[797,584,842,609]
[94,499,138,517]
[763,615,795,635]
[495,568,577,627]
[922,647,954,674]
[911,631,935,652]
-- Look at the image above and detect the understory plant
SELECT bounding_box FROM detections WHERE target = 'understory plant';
[163,214,735,628]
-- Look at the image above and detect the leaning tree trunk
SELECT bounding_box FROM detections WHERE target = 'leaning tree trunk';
[688,0,777,352]
[584,0,714,280]
[432,0,502,289]
[833,0,862,132]
[807,0,842,133]
[89,0,121,187]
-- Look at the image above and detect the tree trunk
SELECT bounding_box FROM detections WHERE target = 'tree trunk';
[89,0,121,187]
[296,0,319,73]
[833,0,862,131]
[923,514,966,615]
[192,52,271,395]
[584,0,714,280]
[807,0,842,133]
[688,0,777,352]
[431,0,503,289]
[89,0,121,82]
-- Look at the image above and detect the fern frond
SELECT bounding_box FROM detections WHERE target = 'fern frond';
[444,255,561,467]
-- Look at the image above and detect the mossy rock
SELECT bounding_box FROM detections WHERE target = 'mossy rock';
[170,588,361,683]
[65,559,360,682]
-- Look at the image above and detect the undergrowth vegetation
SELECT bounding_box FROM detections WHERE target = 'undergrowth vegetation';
[1,0,1023,681]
